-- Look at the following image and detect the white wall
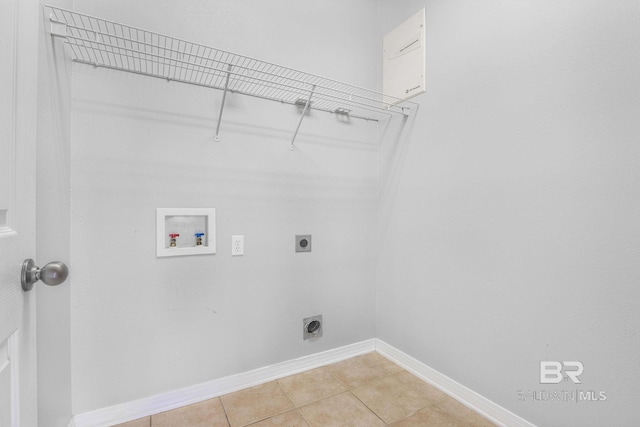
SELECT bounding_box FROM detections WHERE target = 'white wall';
[376,1,640,426]
[63,0,380,415]
[36,0,73,425]
[36,1,640,425]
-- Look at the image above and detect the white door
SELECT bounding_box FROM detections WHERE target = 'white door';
[0,0,40,426]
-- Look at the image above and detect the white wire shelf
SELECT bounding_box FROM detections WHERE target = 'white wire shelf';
[46,5,418,146]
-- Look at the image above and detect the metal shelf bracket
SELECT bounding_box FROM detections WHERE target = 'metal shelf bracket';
[290,85,315,150]
[50,16,67,38]
[215,64,232,142]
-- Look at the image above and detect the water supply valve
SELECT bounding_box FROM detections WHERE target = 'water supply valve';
[195,233,205,246]
[169,233,180,247]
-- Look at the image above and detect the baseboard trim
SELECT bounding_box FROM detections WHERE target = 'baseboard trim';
[375,340,536,427]
[70,339,535,427]
[70,339,376,427]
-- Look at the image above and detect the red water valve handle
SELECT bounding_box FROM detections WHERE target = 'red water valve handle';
[169,234,180,238]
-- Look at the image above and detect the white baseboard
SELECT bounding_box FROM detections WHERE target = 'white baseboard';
[70,339,376,427]
[375,340,536,427]
[70,338,535,427]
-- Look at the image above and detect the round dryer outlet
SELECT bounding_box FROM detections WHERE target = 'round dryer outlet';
[295,235,312,252]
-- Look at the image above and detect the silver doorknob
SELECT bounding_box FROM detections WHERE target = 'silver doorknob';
[21,259,69,292]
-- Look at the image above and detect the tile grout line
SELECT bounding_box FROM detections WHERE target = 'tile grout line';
[347,369,416,426]
[274,377,297,409]
[279,359,390,426]
[217,396,232,427]
[237,381,297,427]
[347,390,389,426]
[326,363,392,425]
[280,368,343,427]
[145,352,490,427]
[275,371,339,427]
[296,408,313,427]
[342,354,446,426]
[325,354,408,426]
[261,381,298,426]
[271,378,316,427]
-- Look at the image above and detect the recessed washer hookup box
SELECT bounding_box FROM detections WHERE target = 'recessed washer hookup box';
[156,208,216,257]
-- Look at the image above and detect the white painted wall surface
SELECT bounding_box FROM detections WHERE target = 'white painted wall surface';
[36,0,73,425]
[65,0,380,415]
[376,1,640,426]
[36,1,640,425]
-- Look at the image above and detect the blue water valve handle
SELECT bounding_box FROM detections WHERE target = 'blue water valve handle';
[195,232,205,246]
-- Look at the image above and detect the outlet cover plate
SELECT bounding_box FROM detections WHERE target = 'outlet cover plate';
[232,235,244,256]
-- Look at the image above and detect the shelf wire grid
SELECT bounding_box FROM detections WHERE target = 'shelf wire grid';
[47,5,417,122]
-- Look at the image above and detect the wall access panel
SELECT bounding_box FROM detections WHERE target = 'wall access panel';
[383,8,426,101]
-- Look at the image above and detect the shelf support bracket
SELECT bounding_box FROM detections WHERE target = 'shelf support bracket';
[215,64,232,142]
[290,85,316,150]
[49,15,68,38]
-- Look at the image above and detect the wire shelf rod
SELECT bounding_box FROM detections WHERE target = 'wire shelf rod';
[61,31,402,114]
[64,38,398,119]
[70,55,390,122]
[47,4,417,123]
[48,5,399,95]
[49,9,399,95]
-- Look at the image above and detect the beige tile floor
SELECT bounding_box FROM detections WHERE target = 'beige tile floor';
[113,352,497,427]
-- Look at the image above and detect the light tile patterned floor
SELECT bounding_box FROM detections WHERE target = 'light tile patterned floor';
[113,352,497,427]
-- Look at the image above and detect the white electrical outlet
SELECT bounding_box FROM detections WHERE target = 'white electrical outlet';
[232,235,244,256]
